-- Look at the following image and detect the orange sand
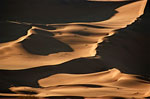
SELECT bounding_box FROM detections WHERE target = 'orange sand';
[0,0,149,98]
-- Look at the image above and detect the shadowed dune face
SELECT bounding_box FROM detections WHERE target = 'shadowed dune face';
[1,0,134,24]
[0,69,150,98]
[0,0,150,98]
[0,0,147,69]
[0,22,31,43]
[21,31,73,55]
[0,58,107,93]
[96,2,150,77]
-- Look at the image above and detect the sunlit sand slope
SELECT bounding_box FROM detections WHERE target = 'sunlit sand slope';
[0,0,147,69]
[0,69,150,98]
[0,0,149,98]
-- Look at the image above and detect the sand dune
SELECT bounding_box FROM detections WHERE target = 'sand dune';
[0,0,147,69]
[0,69,150,98]
[0,0,149,98]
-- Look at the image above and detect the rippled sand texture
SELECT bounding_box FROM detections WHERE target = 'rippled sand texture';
[0,0,149,98]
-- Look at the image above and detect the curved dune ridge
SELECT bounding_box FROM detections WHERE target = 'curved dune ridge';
[0,0,147,69]
[0,69,150,98]
[0,0,149,98]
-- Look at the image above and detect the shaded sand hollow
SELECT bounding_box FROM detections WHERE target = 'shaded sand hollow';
[0,0,149,98]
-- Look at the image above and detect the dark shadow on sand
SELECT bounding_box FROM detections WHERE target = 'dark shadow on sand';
[21,30,73,55]
[0,0,149,97]
[0,22,31,43]
[0,0,137,44]
[0,58,107,93]
[1,0,136,24]
[96,2,150,77]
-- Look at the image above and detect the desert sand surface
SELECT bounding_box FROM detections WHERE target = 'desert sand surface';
[0,0,150,99]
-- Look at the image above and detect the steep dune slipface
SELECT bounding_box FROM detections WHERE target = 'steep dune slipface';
[0,0,147,69]
[0,0,149,98]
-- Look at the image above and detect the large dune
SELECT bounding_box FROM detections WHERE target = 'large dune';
[0,0,147,69]
[0,0,149,98]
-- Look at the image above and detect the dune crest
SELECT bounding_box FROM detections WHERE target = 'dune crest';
[0,0,147,70]
[0,69,149,98]
[0,0,149,98]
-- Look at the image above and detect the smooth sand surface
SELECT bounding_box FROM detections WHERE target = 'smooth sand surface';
[0,0,147,69]
[0,0,149,98]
